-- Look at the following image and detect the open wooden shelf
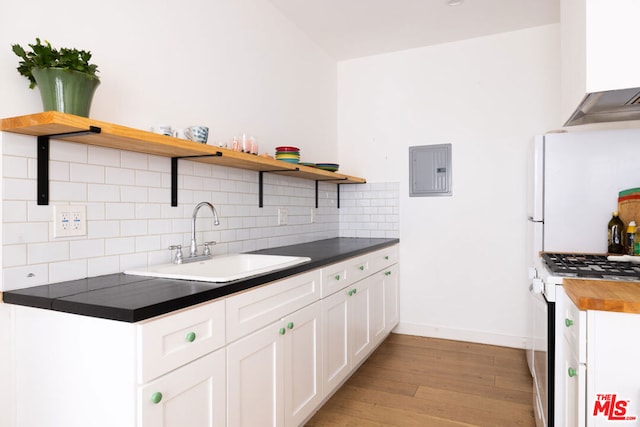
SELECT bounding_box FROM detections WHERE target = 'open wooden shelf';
[0,112,366,207]
[0,112,365,183]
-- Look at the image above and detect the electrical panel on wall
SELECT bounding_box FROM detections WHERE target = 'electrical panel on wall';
[409,144,452,197]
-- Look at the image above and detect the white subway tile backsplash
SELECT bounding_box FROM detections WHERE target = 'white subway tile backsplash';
[88,146,121,167]
[49,259,87,283]
[70,163,105,183]
[3,156,28,178]
[28,241,69,264]
[121,151,148,170]
[88,256,120,277]
[4,201,27,222]
[50,182,87,202]
[50,140,87,163]
[106,167,135,185]
[69,239,105,260]
[105,237,135,255]
[3,222,49,245]
[2,132,398,290]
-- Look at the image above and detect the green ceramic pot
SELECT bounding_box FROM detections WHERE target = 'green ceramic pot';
[31,68,100,117]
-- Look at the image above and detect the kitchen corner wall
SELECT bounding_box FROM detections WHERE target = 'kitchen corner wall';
[337,24,561,348]
[1,132,398,291]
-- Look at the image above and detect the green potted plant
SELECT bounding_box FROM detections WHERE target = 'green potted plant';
[12,38,100,117]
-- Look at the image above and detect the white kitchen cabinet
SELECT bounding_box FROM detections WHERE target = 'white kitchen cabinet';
[561,0,640,121]
[322,251,399,396]
[227,301,321,427]
[322,280,373,394]
[562,290,640,427]
[562,291,586,427]
[12,298,226,427]
[138,348,225,426]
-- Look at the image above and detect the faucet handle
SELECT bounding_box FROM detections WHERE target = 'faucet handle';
[203,241,216,256]
[168,245,183,264]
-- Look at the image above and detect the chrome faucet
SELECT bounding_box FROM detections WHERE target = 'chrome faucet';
[189,201,220,258]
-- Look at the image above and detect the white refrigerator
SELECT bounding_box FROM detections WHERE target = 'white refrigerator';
[528,128,640,257]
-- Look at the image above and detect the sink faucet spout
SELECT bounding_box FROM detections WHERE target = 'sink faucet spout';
[190,202,220,257]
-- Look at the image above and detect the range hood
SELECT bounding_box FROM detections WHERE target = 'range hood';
[564,87,640,127]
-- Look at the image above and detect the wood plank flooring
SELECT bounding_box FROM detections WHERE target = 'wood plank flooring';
[306,333,535,427]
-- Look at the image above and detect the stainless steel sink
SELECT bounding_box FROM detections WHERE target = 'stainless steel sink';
[124,253,311,283]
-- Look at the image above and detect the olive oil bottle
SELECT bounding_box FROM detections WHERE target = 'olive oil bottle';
[608,211,625,254]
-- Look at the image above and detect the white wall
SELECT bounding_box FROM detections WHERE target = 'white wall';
[337,25,561,347]
[0,0,337,163]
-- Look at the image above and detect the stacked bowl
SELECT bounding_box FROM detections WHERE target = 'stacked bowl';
[275,146,300,164]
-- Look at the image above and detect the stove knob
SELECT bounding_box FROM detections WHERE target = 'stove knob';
[531,278,544,294]
[528,267,538,280]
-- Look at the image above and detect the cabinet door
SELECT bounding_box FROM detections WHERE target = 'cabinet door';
[349,280,373,368]
[284,302,322,427]
[383,264,399,334]
[321,289,350,395]
[227,319,285,427]
[563,343,585,427]
[139,348,225,427]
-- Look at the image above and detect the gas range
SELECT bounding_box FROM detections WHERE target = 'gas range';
[541,252,640,281]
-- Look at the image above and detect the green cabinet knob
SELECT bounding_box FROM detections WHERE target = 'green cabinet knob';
[185,331,196,342]
[568,367,577,377]
[287,322,294,329]
[353,288,357,294]
[385,271,392,276]
[335,274,340,281]
[384,256,389,260]
[347,288,357,296]
[150,392,163,404]
[347,290,353,296]
[279,327,286,335]
[359,265,365,271]
[565,318,574,327]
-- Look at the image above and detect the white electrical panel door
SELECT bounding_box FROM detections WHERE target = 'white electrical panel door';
[409,144,452,197]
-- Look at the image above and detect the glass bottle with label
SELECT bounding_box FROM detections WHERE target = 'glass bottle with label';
[608,211,625,254]
[628,221,637,255]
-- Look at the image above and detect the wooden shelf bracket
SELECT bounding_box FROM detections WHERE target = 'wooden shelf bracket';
[171,153,223,206]
[37,126,102,205]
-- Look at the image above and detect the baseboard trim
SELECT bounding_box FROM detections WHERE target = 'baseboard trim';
[393,321,528,350]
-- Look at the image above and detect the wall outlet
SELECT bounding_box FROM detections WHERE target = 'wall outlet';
[54,205,87,237]
[278,208,288,225]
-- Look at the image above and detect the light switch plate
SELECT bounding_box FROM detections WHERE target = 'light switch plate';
[53,205,87,237]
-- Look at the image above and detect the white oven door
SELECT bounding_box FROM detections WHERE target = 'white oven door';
[531,285,549,427]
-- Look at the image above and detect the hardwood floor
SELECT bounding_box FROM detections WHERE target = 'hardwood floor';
[306,333,535,427]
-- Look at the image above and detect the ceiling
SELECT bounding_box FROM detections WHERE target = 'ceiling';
[268,0,560,60]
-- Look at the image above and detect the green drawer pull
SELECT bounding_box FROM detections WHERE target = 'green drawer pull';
[279,327,286,335]
[385,256,389,260]
[287,322,294,329]
[335,274,341,281]
[348,290,353,296]
[565,318,574,327]
[568,367,577,378]
[385,271,392,276]
[185,331,196,342]
[359,265,364,271]
[150,392,163,404]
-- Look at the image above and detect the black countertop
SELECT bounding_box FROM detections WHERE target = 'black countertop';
[2,237,399,322]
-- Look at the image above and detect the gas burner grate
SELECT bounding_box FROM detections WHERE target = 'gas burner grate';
[541,253,640,279]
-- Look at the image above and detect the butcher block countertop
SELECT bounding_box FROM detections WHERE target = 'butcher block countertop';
[564,278,640,314]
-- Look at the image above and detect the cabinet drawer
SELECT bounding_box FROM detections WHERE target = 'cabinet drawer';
[137,298,225,384]
[226,270,321,342]
[562,292,586,364]
[368,245,399,274]
[321,254,369,298]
